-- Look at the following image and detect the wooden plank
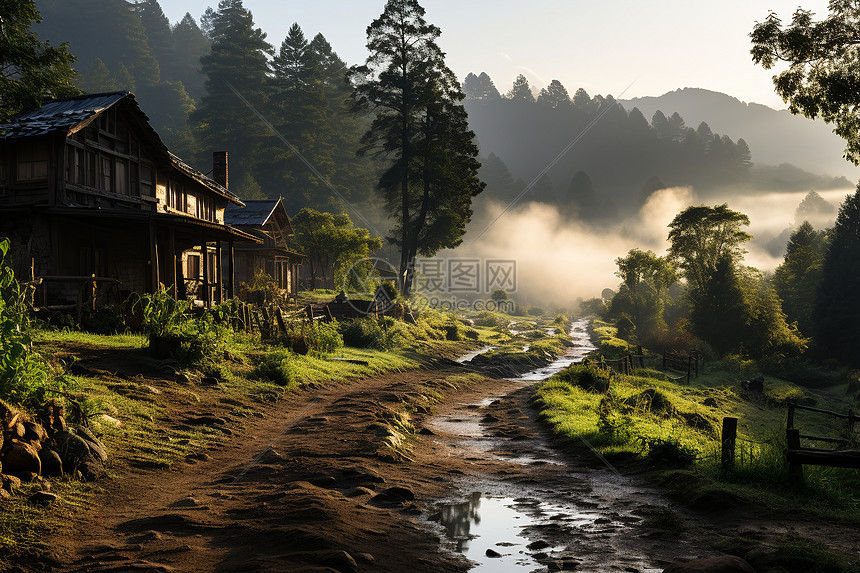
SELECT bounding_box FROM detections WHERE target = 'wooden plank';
[791,404,853,420]
[787,449,860,469]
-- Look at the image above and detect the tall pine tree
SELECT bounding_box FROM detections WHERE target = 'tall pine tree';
[351,0,483,295]
[189,0,272,194]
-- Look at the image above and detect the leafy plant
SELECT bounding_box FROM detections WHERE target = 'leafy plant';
[0,238,69,406]
[134,286,191,338]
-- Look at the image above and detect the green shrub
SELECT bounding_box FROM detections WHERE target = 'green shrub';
[527,306,545,316]
[338,317,403,350]
[640,436,698,466]
[252,349,297,388]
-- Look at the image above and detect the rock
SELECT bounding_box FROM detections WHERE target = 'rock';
[77,454,105,481]
[2,474,22,493]
[485,549,502,558]
[28,491,58,504]
[11,422,26,440]
[742,376,765,394]
[703,397,718,407]
[311,476,337,488]
[2,441,42,476]
[371,486,415,504]
[316,550,359,573]
[76,426,109,462]
[38,446,64,477]
[418,427,435,435]
[16,471,39,483]
[352,552,374,564]
[528,540,551,550]
[23,422,47,443]
[54,430,93,472]
[662,556,756,573]
[200,376,220,386]
[0,488,10,500]
[170,496,201,508]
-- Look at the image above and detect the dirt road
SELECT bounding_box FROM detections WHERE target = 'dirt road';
[31,345,860,573]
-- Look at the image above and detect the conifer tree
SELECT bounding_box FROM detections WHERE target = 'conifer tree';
[190,0,272,195]
[351,0,484,295]
[506,74,534,102]
[814,187,860,364]
[537,79,571,109]
[170,13,210,100]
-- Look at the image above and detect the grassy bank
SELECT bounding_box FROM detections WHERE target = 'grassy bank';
[535,322,860,518]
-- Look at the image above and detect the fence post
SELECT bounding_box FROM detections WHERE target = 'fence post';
[786,403,795,430]
[787,428,803,482]
[721,417,738,473]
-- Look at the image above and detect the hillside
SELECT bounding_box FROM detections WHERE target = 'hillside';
[623,88,860,180]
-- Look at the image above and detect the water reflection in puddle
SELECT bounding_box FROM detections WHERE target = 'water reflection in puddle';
[436,493,576,572]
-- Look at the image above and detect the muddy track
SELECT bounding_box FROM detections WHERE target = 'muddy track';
[29,346,860,573]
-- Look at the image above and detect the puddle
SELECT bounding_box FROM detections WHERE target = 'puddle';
[429,318,675,572]
[435,493,573,572]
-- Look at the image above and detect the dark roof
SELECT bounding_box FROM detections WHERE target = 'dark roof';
[169,152,244,207]
[224,199,280,226]
[1,92,132,139]
[0,92,242,206]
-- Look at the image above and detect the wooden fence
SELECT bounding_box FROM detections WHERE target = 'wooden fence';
[786,403,859,481]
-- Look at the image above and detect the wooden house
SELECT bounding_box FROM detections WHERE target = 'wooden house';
[0,92,259,310]
[224,198,303,300]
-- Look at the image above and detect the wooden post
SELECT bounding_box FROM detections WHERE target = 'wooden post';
[201,239,210,308]
[637,345,644,368]
[787,403,795,430]
[275,308,287,335]
[215,240,223,305]
[721,417,738,473]
[228,240,235,300]
[787,428,803,482]
[168,227,177,299]
[149,221,159,292]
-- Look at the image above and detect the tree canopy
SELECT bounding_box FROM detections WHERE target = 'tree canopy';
[751,3,860,163]
[667,204,752,293]
[350,0,484,295]
[0,0,78,121]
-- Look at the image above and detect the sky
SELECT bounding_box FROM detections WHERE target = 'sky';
[161,0,832,110]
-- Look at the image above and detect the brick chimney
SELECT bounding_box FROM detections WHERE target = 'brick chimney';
[212,151,228,189]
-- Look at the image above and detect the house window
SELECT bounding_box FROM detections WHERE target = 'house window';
[196,194,215,222]
[166,180,186,210]
[115,160,127,195]
[17,143,48,181]
[65,147,84,185]
[87,152,97,187]
[186,254,200,279]
[140,162,153,197]
[101,156,112,191]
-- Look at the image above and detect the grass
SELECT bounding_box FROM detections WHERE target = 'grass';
[534,322,860,524]
[33,329,148,349]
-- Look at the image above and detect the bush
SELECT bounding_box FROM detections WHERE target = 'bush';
[80,306,123,334]
[252,349,296,388]
[338,317,403,350]
[527,306,545,316]
[281,320,344,355]
[641,437,698,466]
[555,365,611,393]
